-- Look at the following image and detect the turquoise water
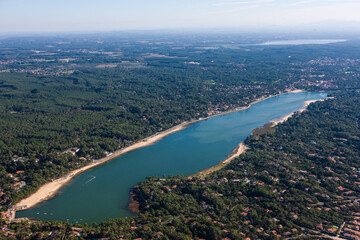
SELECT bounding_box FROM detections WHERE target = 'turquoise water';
[16,92,327,223]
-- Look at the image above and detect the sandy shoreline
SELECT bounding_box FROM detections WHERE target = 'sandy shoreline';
[271,98,325,126]
[224,142,249,164]
[194,95,326,177]
[15,122,191,210]
[15,89,304,211]
[193,142,249,177]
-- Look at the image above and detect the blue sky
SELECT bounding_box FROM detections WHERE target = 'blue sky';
[1,0,360,32]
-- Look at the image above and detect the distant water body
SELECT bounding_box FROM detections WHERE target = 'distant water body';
[256,39,347,46]
[17,92,328,223]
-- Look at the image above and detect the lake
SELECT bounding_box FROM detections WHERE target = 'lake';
[16,91,327,223]
[257,39,346,45]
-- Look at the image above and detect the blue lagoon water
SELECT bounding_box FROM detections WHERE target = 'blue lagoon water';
[17,92,327,223]
[257,39,346,46]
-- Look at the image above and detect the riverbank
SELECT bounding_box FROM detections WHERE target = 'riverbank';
[15,89,303,212]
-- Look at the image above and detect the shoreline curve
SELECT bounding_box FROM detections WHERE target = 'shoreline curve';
[15,89,304,211]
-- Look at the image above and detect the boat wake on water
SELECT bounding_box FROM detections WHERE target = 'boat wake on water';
[86,176,96,184]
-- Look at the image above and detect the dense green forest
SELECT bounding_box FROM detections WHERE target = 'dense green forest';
[0,65,281,206]
[0,34,360,238]
[7,90,360,239]
[2,34,359,208]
